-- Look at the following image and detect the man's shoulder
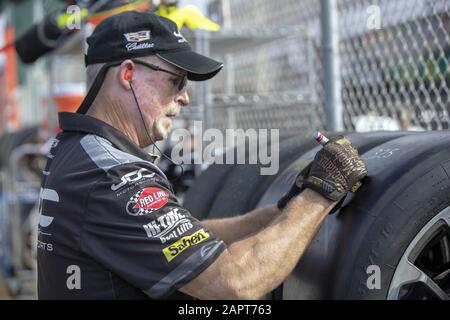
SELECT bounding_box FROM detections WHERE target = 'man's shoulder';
[69,133,161,174]
[78,134,171,191]
[79,134,145,170]
[50,132,170,195]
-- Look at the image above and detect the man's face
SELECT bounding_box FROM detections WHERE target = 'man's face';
[132,58,189,145]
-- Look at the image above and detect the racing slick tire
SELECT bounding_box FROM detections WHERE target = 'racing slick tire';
[206,135,321,219]
[329,131,450,300]
[184,134,296,220]
[261,131,450,300]
[183,163,236,220]
[209,131,413,220]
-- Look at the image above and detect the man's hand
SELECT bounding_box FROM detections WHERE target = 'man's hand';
[302,135,368,201]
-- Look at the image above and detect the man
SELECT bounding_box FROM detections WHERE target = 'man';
[37,11,367,299]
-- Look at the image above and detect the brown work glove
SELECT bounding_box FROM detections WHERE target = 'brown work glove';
[302,135,368,202]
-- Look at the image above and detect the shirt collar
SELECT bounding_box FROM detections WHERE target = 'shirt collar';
[58,112,158,163]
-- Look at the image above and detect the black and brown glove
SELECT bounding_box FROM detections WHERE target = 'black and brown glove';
[302,135,367,201]
[277,135,368,210]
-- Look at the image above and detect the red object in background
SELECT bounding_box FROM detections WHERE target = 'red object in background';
[52,83,85,133]
[88,1,151,26]
[0,25,19,133]
[4,26,17,92]
[54,94,85,113]
[5,26,19,129]
[53,83,85,113]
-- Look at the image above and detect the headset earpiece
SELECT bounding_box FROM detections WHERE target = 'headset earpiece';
[124,65,133,82]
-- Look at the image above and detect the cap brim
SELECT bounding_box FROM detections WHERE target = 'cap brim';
[157,51,223,81]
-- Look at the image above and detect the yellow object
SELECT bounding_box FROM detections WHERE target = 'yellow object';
[57,8,89,29]
[156,5,220,31]
[162,229,210,262]
[57,0,151,28]
[351,181,363,193]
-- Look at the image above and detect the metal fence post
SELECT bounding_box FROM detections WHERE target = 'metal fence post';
[194,30,206,128]
[306,33,318,131]
[321,0,343,131]
[202,31,213,131]
[194,29,213,132]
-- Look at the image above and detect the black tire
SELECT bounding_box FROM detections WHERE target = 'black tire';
[183,138,264,220]
[0,127,38,170]
[276,131,450,299]
[183,163,236,220]
[328,131,450,299]
[256,131,416,209]
[0,131,18,168]
[207,134,323,219]
[247,131,416,300]
[183,134,295,220]
[209,132,415,220]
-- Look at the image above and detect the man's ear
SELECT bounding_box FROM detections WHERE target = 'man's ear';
[118,59,135,90]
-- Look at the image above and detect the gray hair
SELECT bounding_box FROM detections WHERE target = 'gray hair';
[85,62,106,90]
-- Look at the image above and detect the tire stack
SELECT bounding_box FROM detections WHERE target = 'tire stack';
[183,130,450,300]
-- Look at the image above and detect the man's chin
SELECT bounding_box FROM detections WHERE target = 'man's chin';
[157,123,172,140]
[153,129,170,143]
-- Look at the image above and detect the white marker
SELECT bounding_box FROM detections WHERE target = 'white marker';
[313,131,329,145]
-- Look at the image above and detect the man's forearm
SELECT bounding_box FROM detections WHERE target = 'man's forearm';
[201,204,281,245]
[221,189,335,298]
[181,189,335,299]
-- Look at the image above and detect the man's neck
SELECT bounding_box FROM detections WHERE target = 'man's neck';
[86,98,141,147]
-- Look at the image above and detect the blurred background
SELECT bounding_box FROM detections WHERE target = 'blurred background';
[0,0,449,299]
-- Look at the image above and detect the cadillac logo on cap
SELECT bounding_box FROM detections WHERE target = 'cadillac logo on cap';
[124,30,151,42]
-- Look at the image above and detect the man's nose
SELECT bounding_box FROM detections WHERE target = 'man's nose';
[176,89,190,107]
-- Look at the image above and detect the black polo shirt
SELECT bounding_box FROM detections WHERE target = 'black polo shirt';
[37,112,226,299]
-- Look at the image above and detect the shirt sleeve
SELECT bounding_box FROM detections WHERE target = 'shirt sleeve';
[79,161,226,299]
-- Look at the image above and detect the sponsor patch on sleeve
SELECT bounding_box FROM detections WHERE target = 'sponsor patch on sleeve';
[142,207,194,243]
[162,229,210,262]
[126,187,169,216]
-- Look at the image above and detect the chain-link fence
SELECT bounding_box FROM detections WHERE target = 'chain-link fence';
[192,0,450,137]
[340,0,450,131]
[4,0,450,136]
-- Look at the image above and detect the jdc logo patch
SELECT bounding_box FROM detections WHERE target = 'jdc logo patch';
[111,168,155,191]
[126,187,169,216]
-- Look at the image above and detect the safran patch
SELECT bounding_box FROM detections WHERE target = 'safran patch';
[126,187,169,216]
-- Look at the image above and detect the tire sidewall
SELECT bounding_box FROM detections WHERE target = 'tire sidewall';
[332,150,450,299]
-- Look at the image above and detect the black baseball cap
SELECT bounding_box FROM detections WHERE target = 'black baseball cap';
[85,10,223,81]
[76,10,223,114]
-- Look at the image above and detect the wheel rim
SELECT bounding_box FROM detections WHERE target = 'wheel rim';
[387,206,450,300]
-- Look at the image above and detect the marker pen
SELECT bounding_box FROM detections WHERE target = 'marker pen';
[313,131,329,145]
